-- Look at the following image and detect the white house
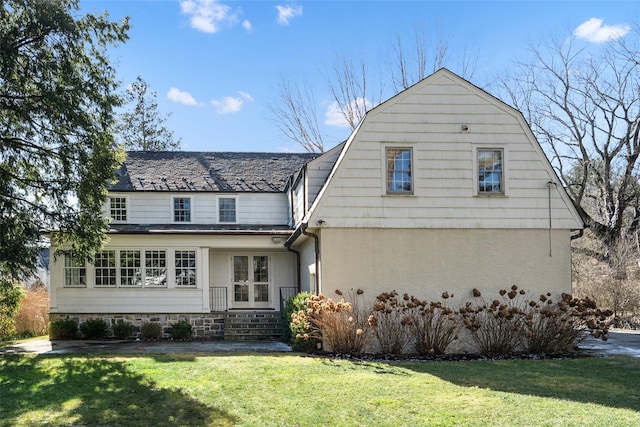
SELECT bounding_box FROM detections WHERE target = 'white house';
[48,69,584,339]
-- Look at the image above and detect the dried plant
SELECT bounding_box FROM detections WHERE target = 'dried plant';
[291,289,372,354]
[401,292,459,356]
[14,285,49,337]
[370,291,409,355]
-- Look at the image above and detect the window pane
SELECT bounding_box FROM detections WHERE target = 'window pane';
[95,251,116,287]
[234,283,249,302]
[219,198,236,222]
[478,149,503,193]
[254,284,269,302]
[64,254,86,287]
[145,250,166,287]
[175,250,196,286]
[110,197,127,221]
[173,197,191,222]
[387,148,412,193]
[233,256,248,282]
[120,250,142,287]
[253,256,269,283]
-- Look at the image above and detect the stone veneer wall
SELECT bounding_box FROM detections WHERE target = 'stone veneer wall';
[49,313,226,340]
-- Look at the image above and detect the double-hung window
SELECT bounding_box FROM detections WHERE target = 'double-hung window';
[120,250,142,287]
[173,197,191,222]
[94,251,116,287]
[175,250,196,287]
[219,197,236,223]
[109,197,127,222]
[478,149,504,194]
[145,250,167,287]
[64,254,86,287]
[386,148,413,194]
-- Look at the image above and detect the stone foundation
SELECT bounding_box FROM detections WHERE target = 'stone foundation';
[49,313,226,340]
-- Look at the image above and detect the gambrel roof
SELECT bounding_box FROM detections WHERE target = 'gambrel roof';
[111,151,318,192]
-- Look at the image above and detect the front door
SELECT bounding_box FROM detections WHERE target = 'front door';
[232,255,271,309]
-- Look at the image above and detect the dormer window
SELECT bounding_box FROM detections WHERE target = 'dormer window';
[109,197,127,221]
[173,197,191,222]
[219,197,237,223]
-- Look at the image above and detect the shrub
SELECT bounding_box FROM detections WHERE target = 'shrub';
[79,318,109,339]
[0,280,25,340]
[283,292,319,351]
[370,291,409,355]
[112,321,134,340]
[292,289,372,354]
[169,320,192,340]
[461,286,528,356]
[14,286,49,338]
[402,293,459,356]
[141,322,163,340]
[49,318,78,340]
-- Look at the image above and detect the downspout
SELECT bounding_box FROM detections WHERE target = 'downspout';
[547,181,557,257]
[284,242,301,294]
[301,223,321,295]
[571,229,584,240]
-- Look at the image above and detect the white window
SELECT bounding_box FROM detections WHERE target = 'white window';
[94,251,116,287]
[64,254,86,287]
[109,197,127,221]
[386,147,413,194]
[120,250,142,287]
[175,250,196,287]
[478,148,504,194]
[145,250,167,287]
[219,197,237,223]
[173,197,191,222]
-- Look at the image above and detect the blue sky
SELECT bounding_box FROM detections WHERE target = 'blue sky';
[81,1,638,153]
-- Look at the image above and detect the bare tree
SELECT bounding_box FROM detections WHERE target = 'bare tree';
[269,77,325,153]
[500,31,640,266]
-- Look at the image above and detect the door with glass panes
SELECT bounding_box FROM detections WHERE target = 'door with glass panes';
[232,255,271,308]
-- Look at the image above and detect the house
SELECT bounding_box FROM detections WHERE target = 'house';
[48,69,584,340]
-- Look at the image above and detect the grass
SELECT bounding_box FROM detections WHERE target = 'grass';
[1,352,639,426]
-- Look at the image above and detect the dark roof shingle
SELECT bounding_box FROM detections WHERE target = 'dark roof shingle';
[111,151,318,192]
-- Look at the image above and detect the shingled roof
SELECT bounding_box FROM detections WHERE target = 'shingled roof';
[110,151,319,192]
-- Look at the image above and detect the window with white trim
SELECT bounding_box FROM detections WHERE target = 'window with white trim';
[173,197,191,222]
[478,148,504,194]
[219,197,236,223]
[175,250,196,287]
[386,147,413,194]
[109,197,127,221]
[145,250,167,287]
[120,250,142,287]
[64,254,86,287]
[94,250,116,287]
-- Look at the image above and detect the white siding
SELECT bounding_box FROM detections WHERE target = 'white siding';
[306,71,583,230]
[106,192,290,225]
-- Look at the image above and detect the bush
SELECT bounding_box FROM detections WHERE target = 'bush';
[141,322,163,339]
[79,318,109,339]
[112,321,134,340]
[370,291,409,355]
[169,320,192,340]
[14,286,49,338]
[0,279,25,340]
[283,292,319,351]
[49,318,78,340]
[292,289,372,354]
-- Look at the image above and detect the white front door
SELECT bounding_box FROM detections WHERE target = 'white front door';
[232,255,271,309]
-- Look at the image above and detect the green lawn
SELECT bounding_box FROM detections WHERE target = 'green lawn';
[1,352,639,426]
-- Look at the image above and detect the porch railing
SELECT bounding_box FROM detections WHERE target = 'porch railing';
[211,287,228,312]
[279,286,297,312]
[210,286,298,312]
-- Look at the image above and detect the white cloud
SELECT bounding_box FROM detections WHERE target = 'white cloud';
[324,98,372,127]
[167,87,200,106]
[242,20,252,32]
[180,0,237,33]
[276,4,302,25]
[574,18,630,43]
[211,91,254,114]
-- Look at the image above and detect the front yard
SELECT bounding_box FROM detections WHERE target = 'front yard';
[1,352,639,426]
